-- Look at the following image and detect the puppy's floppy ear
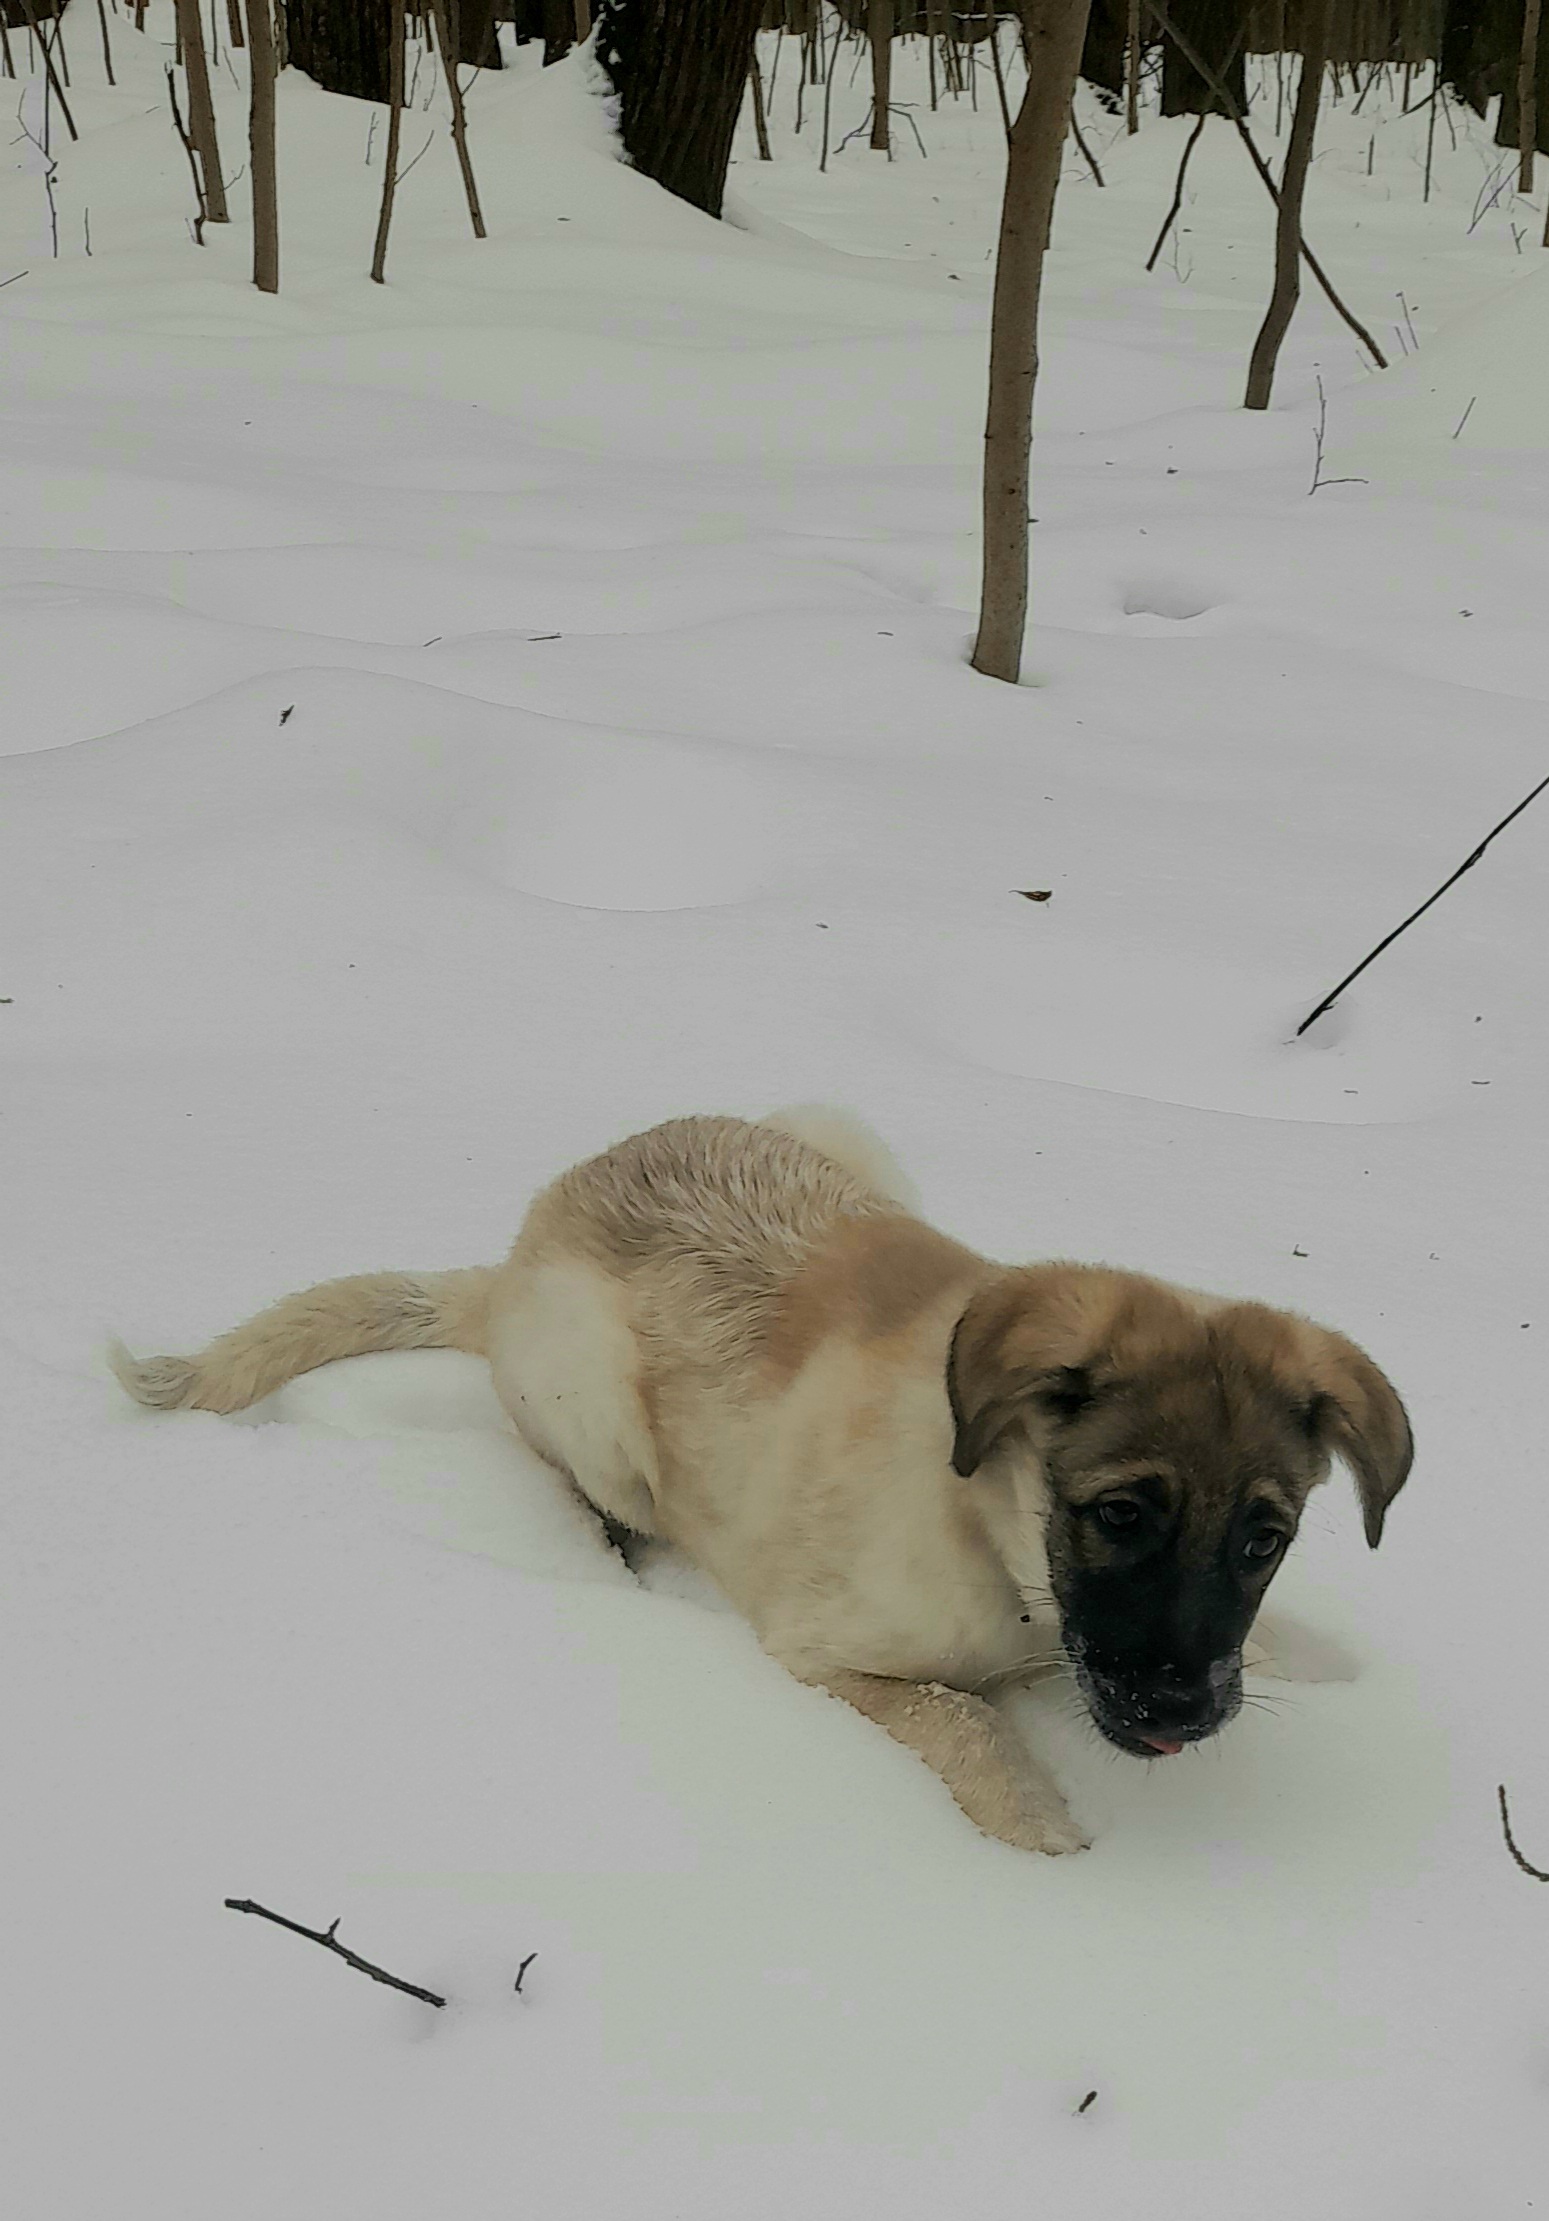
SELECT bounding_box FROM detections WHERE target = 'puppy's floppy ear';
[945,1267,1113,1477]
[1304,1330,1413,1547]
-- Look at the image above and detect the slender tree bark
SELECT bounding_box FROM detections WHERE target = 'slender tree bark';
[245,0,278,292]
[575,0,592,33]
[17,0,77,139]
[95,0,113,82]
[868,0,893,150]
[596,0,767,218]
[370,0,406,283]
[750,46,773,156]
[430,0,487,234]
[972,0,1094,685]
[174,0,228,221]
[988,4,1014,140]
[1126,0,1140,126]
[226,0,244,49]
[1244,0,1329,409]
[167,64,208,241]
[1519,0,1542,189]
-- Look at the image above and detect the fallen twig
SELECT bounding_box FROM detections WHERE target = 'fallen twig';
[1308,372,1366,494]
[515,1950,538,1994]
[224,1897,447,2007]
[1499,1784,1549,1881]
[1296,767,1549,1036]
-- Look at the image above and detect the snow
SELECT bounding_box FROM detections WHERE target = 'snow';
[3,14,1546,2216]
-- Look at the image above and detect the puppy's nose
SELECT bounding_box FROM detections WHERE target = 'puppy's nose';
[1134,1670,1222,1736]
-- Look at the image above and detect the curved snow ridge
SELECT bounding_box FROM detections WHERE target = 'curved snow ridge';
[0,665,874,915]
[841,903,1478,1126]
[1329,264,1549,460]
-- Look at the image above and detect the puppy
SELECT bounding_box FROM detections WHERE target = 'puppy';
[113,1110,1411,1853]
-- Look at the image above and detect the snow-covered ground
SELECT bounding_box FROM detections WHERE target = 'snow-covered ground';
[3,14,1547,2215]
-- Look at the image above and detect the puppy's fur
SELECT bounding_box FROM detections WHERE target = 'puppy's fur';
[112,1111,1412,1853]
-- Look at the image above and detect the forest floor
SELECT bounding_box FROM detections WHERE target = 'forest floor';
[2,13,1547,2216]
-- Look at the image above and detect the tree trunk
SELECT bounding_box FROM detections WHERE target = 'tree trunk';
[370,0,406,282]
[1519,0,1543,184]
[174,0,229,222]
[596,0,768,218]
[1159,0,1245,113]
[1080,0,1126,104]
[455,0,503,66]
[245,0,278,292]
[286,0,393,101]
[750,45,773,155]
[431,0,488,234]
[869,0,892,149]
[1244,0,1329,409]
[972,0,1094,685]
[542,0,574,60]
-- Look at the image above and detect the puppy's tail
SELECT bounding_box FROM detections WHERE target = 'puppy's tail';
[109,1265,496,1417]
[759,1103,921,1214]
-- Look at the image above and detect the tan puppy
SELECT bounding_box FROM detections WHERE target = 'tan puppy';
[113,1110,1412,1853]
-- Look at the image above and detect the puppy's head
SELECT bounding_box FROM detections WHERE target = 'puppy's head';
[947,1267,1412,1757]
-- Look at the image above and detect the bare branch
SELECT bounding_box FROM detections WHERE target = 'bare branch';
[1499,1785,1549,1881]
[1144,0,1385,369]
[166,64,208,245]
[1296,769,1549,1036]
[224,1897,448,2006]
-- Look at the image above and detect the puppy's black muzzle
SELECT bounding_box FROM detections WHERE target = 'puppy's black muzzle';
[1073,1647,1244,1757]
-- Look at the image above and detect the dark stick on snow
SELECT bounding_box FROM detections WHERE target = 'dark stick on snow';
[224,1897,447,2006]
[515,1950,538,1994]
[1499,1785,1549,1882]
[1295,768,1549,1037]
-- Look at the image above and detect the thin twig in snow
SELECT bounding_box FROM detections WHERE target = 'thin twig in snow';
[1308,374,1366,494]
[1296,768,1549,1036]
[224,1898,448,2007]
[1499,1785,1549,1881]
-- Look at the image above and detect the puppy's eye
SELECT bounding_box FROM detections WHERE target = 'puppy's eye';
[1094,1498,1143,1533]
[1243,1531,1285,1564]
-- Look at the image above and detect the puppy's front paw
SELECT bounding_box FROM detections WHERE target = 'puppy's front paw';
[1011,1803,1091,1856]
[973,1783,1090,1855]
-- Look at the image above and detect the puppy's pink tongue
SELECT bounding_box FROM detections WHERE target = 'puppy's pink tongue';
[1141,1735,1185,1755]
